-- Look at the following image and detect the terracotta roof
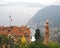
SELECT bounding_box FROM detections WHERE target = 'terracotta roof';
[0,26,31,37]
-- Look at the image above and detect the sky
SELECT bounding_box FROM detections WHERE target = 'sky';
[0,6,39,26]
[0,0,59,26]
[0,0,56,5]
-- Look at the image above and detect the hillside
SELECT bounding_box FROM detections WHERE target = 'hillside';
[27,5,60,42]
[28,5,60,28]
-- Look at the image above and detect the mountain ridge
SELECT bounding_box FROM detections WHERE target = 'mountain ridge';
[27,5,60,28]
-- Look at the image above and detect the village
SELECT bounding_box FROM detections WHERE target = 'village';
[0,20,60,48]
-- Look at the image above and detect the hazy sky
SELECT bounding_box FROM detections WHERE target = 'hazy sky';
[0,0,59,26]
[0,0,56,5]
[0,6,39,26]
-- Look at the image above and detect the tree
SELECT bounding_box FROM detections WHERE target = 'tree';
[3,35,9,48]
[0,35,3,48]
[35,29,41,41]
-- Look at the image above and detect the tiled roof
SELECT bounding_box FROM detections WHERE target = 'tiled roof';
[0,26,31,37]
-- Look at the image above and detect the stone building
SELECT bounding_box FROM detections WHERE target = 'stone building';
[0,25,31,43]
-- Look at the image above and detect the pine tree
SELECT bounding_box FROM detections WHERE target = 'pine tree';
[35,29,41,41]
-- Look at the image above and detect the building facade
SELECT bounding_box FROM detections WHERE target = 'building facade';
[0,25,31,43]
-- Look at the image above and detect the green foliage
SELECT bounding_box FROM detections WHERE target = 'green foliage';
[15,43,20,48]
[18,38,21,45]
[3,35,9,45]
[27,41,60,48]
[21,43,27,48]
[48,42,60,48]
[27,42,36,48]
[35,29,41,41]
[0,35,10,48]
[27,41,45,48]
[0,35,60,48]
[0,35,3,46]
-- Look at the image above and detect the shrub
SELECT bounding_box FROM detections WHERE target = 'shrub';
[48,42,60,48]
[15,43,20,48]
